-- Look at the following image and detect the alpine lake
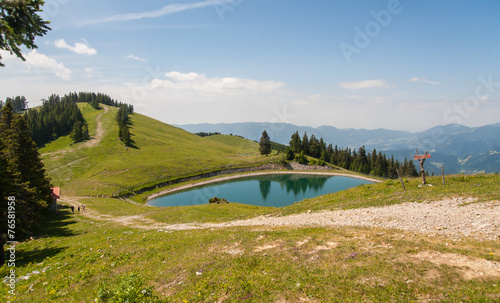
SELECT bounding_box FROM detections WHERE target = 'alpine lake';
[148,173,373,208]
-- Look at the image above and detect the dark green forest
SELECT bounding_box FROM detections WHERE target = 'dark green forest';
[24,94,87,146]
[0,96,28,113]
[0,102,52,264]
[286,130,419,178]
[1,92,134,147]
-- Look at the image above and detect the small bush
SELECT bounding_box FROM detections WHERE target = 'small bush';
[278,154,288,166]
[295,151,308,164]
[96,273,159,303]
[285,148,295,161]
[209,197,228,204]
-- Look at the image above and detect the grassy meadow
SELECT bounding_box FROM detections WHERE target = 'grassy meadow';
[1,175,499,302]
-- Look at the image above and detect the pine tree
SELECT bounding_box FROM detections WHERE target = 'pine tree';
[91,98,100,110]
[0,103,51,254]
[326,144,334,161]
[0,0,51,67]
[355,146,369,174]
[259,130,272,156]
[289,131,302,153]
[320,150,328,163]
[0,127,13,266]
[70,120,83,143]
[308,134,321,158]
[285,148,295,161]
[83,122,89,140]
[301,132,309,156]
[120,124,131,146]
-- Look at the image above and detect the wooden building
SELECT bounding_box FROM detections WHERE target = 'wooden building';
[50,187,60,210]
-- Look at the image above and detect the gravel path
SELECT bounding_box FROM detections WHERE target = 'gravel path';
[158,197,500,241]
[63,196,500,241]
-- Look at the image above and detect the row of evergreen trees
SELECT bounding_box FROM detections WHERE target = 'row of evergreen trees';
[286,131,418,178]
[24,94,88,146]
[0,102,52,264]
[63,92,123,110]
[0,96,28,113]
[116,104,134,146]
[195,132,221,137]
[12,92,135,147]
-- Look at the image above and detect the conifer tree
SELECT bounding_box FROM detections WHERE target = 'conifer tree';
[320,150,328,163]
[285,148,295,161]
[301,132,309,155]
[326,144,334,160]
[70,120,83,143]
[308,134,321,158]
[259,130,272,156]
[0,0,51,67]
[120,124,131,146]
[83,122,89,140]
[0,103,51,262]
[0,122,13,266]
[289,131,302,153]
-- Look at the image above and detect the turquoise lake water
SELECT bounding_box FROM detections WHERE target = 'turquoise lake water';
[148,174,372,208]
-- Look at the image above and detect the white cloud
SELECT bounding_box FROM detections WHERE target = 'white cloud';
[408,77,440,85]
[54,39,97,55]
[0,50,18,65]
[85,67,95,78]
[87,0,235,24]
[126,54,147,62]
[83,67,104,79]
[150,71,285,95]
[339,79,386,90]
[23,50,72,80]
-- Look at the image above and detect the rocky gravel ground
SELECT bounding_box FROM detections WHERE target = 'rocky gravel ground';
[162,197,500,241]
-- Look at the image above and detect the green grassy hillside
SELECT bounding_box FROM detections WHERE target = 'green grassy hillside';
[40,104,277,196]
[1,174,498,302]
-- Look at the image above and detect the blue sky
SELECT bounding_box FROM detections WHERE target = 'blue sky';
[1,0,500,131]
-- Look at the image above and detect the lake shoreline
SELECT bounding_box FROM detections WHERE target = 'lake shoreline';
[146,170,382,206]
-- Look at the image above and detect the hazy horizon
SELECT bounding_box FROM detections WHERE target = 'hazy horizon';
[1,0,500,132]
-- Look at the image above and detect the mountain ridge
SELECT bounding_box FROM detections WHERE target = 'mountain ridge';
[177,122,500,174]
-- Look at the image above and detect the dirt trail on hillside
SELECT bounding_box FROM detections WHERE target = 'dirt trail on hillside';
[82,104,108,148]
[41,105,109,157]
[60,196,500,241]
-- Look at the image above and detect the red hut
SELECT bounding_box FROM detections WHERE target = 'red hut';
[50,187,60,210]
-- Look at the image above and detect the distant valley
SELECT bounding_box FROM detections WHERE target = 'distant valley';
[178,122,500,175]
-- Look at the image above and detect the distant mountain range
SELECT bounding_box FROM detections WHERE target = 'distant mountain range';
[177,122,500,175]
